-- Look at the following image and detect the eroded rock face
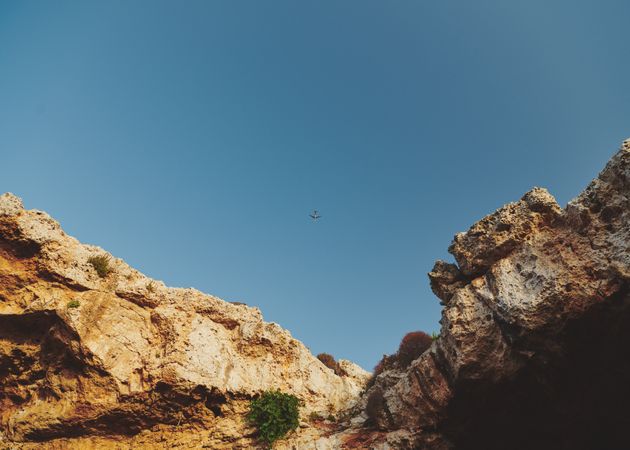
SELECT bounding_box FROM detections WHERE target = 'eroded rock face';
[361,140,630,449]
[0,195,369,448]
[2,139,628,450]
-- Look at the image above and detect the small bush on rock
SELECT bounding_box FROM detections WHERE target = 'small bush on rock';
[88,255,112,278]
[373,354,397,377]
[366,331,434,389]
[317,353,336,370]
[397,331,433,368]
[366,354,397,389]
[247,390,300,447]
[317,353,347,377]
[66,299,80,309]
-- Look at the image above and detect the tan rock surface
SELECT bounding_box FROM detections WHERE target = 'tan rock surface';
[358,140,630,449]
[0,194,368,448]
[2,138,629,450]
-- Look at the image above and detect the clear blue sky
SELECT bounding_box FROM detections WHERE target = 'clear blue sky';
[1,1,628,369]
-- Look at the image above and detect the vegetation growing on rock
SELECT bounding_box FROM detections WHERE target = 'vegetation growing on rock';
[88,255,112,278]
[317,353,347,376]
[0,192,369,449]
[396,331,433,368]
[247,390,301,447]
[373,353,397,376]
[366,331,433,388]
[366,354,397,390]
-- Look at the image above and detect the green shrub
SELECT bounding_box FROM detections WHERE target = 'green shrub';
[88,255,112,278]
[247,390,300,447]
[431,331,440,341]
[67,299,80,309]
[309,411,324,422]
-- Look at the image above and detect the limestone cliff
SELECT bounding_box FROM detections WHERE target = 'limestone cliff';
[0,194,368,449]
[356,139,630,449]
[1,138,629,450]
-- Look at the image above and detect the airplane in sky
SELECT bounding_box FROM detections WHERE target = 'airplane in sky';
[309,210,321,220]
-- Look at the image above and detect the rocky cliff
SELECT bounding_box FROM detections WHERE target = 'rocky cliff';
[1,139,628,450]
[357,140,630,449]
[0,193,368,449]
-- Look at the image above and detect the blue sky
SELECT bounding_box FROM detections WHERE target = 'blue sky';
[1,1,628,369]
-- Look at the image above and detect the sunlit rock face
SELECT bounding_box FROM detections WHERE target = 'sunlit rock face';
[359,140,630,449]
[1,139,628,450]
[0,192,369,449]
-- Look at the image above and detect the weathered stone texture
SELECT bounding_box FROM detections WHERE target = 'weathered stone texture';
[0,192,368,448]
[361,141,630,449]
[1,139,629,449]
